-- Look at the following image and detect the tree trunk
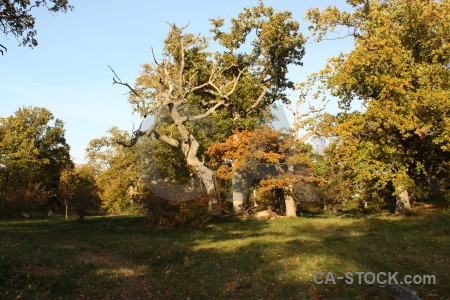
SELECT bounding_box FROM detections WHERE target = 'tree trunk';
[284,185,297,217]
[429,177,443,202]
[284,164,297,217]
[332,204,338,213]
[232,171,244,214]
[395,185,412,216]
[64,197,68,220]
[196,165,220,215]
[76,201,85,222]
[165,105,221,215]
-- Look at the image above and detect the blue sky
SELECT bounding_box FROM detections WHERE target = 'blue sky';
[0,0,354,164]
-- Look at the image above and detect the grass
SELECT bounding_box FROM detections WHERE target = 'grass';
[0,211,449,299]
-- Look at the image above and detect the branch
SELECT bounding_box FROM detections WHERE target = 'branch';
[296,100,329,121]
[151,47,161,66]
[319,33,354,41]
[108,65,147,103]
[153,131,180,148]
[109,66,185,150]
[141,107,163,137]
[184,101,225,122]
[246,84,268,113]
[117,105,165,148]
[288,83,329,144]
[298,130,316,144]
[188,81,210,94]
[224,67,245,98]
[0,44,6,55]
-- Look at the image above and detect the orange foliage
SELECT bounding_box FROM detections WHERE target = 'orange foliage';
[207,125,285,180]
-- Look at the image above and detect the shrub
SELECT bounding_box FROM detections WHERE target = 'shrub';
[140,191,210,227]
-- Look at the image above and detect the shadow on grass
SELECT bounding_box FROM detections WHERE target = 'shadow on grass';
[0,212,448,299]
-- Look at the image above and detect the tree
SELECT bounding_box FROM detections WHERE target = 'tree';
[86,127,142,214]
[307,0,450,215]
[58,167,74,219]
[312,140,357,212]
[207,125,318,217]
[0,0,72,54]
[71,164,100,221]
[112,2,305,215]
[207,126,284,213]
[0,106,72,217]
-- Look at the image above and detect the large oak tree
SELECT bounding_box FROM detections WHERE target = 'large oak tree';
[0,106,72,217]
[112,2,305,214]
[307,0,450,214]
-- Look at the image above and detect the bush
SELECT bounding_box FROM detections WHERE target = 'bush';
[140,191,210,227]
[0,181,51,218]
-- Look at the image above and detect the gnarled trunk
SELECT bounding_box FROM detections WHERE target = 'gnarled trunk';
[284,185,297,217]
[184,153,220,215]
[196,164,220,215]
[169,106,220,215]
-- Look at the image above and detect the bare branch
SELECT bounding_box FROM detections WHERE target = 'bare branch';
[295,100,329,121]
[140,107,164,137]
[188,81,210,94]
[154,131,180,148]
[117,106,165,148]
[298,130,317,144]
[246,84,268,113]
[151,47,161,66]
[224,67,245,97]
[319,33,354,41]
[287,79,329,144]
[184,101,225,122]
[108,65,147,103]
[0,44,6,55]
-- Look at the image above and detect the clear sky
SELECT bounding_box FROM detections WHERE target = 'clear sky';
[0,0,354,164]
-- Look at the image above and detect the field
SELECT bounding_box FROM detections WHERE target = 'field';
[0,212,449,299]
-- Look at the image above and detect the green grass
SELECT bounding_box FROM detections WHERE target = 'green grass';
[0,212,449,299]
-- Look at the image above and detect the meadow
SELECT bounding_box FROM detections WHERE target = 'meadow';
[0,211,449,299]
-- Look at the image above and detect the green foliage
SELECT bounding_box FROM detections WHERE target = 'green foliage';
[307,0,450,211]
[71,165,101,220]
[135,133,192,185]
[127,1,306,164]
[210,0,306,103]
[311,142,357,211]
[86,127,142,214]
[0,106,72,217]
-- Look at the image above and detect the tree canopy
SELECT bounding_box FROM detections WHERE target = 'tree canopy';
[2,1,448,221]
[0,106,71,217]
[111,1,306,215]
[307,0,450,214]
